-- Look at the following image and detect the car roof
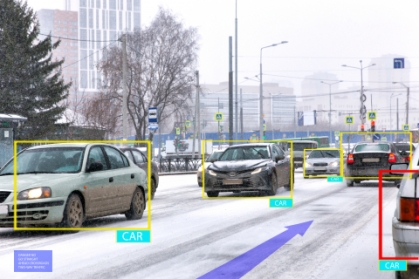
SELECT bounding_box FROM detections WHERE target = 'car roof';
[27,143,119,150]
[289,140,318,144]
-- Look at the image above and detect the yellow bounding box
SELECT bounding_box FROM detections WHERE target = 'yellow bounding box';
[303,148,342,178]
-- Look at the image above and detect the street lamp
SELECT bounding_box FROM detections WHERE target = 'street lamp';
[269,93,282,140]
[342,60,375,125]
[321,80,342,144]
[393,82,410,126]
[390,93,402,132]
[259,41,287,140]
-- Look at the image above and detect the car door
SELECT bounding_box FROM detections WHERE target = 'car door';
[131,149,147,174]
[273,145,288,185]
[83,146,113,217]
[103,146,137,213]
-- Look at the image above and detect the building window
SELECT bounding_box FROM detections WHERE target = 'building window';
[127,0,132,11]
[102,10,106,29]
[96,30,101,49]
[80,9,87,28]
[127,12,131,30]
[119,0,123,10]
[80,29,87,49]
[80,0,87,7]
[119,11,122,30]
[80,50,88,69]
[103,0,107,9]
[133,12,140,28]
[96,0,101,8]
[109,11,116,30]
[89,9,93,28]
[91,71,96,89]
[80,71,88,88]
[90,30,94,49]
[109,0,116,9]
[133,0,140,11]
[96,10,99,29]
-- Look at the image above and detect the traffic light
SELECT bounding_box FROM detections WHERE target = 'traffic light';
[371,120,376,132]
[360,124,365,132]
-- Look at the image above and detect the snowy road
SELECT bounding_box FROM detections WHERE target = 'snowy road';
[0,171,398,278]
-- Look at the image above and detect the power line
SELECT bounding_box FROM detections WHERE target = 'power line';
[62,42,116,70]
[39,33,119,43]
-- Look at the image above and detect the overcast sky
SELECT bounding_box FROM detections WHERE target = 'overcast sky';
[25,0,419,96]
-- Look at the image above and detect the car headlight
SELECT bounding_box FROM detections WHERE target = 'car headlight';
[286,155,291,159]
[251,167,262,174]
[208,170,217,176]
[305,162,312,168]
[198,166,202,172]
[329,161,339,167]
[18,187,52,200]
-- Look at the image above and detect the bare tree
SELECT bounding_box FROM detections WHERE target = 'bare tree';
[97,7,199,141]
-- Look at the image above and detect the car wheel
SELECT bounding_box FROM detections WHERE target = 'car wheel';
[266,173,278,196]
[198,182,202,187]
[395,271,401,279]
[206,191,219,197]
[394,180,401,186]
[61,193,84,228]
[346,179,354,187]
[125,187,145,220]
[285,173,292,191]
[151,178,157,200]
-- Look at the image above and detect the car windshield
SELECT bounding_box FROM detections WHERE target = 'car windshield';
[218,146,269,161]
[394,143,415,152]
[292,143,316,151]
[309,150,340,158]
[207,151,223,162]
[0,147,84,175]
[354,143,390,152]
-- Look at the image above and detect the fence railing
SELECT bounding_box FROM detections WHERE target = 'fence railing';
[157,157,203,173]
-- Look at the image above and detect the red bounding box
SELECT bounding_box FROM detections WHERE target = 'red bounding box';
[378,169,419,260]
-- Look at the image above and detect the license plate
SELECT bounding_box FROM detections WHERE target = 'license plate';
[314,167,326,171]
[0,205,8,215]
[362,158,379,163]
[294,161,302,164]
[223,179,243,185]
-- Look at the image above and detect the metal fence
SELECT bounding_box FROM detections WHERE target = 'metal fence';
[157,157,203,173]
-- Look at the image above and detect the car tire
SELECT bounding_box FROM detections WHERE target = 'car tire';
[395,271,401,279]
[206,191,219,197]
[266,173,278,195]
[125,187,145,220]
[198,182,202,187]
[346,179,354,187]
[61,193,84,229]
[151,178,157,200]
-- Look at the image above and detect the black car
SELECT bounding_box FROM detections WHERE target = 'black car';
[393,142,415,163]
[119,147,159,199]
[204,143,293,197]
[344,141,404,186]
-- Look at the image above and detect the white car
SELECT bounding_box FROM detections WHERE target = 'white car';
[197,150,224,187]
[391,147,419,278]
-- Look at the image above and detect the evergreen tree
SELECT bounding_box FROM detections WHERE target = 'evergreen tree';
[0,0,70,139]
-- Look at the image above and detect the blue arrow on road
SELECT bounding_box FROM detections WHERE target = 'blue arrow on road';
[197,220,313,279]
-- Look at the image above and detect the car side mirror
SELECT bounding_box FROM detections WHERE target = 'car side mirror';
[275,155,285,162]
[389,163,409,175]
[210,159,217,163]
[87,162,104,172]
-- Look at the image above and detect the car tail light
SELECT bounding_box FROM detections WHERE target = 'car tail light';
[388,153,397,163]
[405,156,411,162]
[400,198,419,222]
[347,154,354,164]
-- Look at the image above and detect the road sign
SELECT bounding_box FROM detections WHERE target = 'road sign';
[394,58,405,69]
[214,112,223,122]
[175,127,180,135]
[402,124,410,131]
[185,120,191,128]
[367,111,376,120]
[148,123,158,131]
[373,134,381,141]
[345,116,354,124]
[382,136,388,141]
[149,107,158,123]
[334,131,340,136]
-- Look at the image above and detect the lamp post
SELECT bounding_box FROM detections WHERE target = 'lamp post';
[393,82,410,126]
[269,93,282,140]
[342,60,375,126]
[321,80,342,144]
[259,41,287,140]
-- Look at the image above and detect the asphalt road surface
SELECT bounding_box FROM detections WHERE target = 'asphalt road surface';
[0,170,399,279]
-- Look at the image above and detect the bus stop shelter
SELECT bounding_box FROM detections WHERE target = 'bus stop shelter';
[0,114,27,167]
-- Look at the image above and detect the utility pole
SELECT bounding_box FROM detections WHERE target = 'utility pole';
[235,0,238,140]
[228,36,233,144]
[240,88,243,140]
[406,86,410,125]
[122,34,128,142]
[196,70,201,157]
[293,106,296,138]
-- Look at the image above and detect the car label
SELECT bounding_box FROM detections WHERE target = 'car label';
[223,179,243,185]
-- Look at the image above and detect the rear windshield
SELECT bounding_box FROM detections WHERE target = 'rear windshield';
[309,150,340,158]
[354,144,390,152]
[291,143,317,151]
[394,144,415,152]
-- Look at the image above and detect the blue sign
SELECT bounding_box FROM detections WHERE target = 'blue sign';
[14,250,52,272]
[148,107,158,123]
[298,111,304,126]
[394,58,405,69]
[148,123,158,131]
[373,134,381,141]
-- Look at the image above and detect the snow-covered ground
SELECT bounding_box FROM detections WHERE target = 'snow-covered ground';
[0,171,398,278]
